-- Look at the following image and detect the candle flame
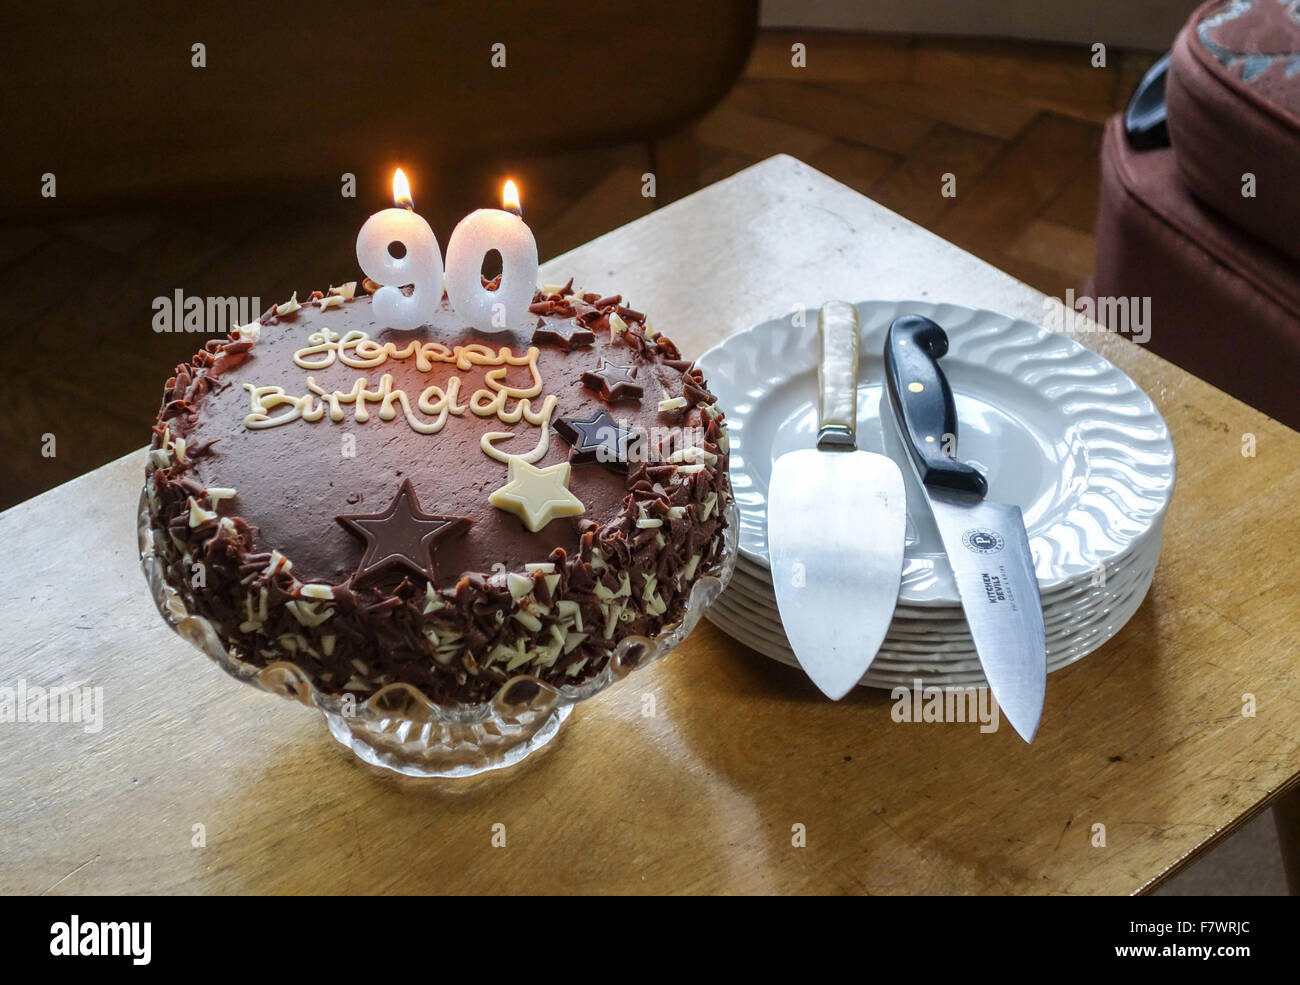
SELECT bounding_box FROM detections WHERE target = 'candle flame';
[502,179,522,216]
[392,168,413,210]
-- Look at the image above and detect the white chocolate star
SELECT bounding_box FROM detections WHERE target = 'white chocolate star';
[488,458,584,532]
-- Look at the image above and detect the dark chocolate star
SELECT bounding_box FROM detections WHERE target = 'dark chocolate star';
[554,410,639,471]
[532,317,595,350]
[335,479,471,586]
[581,358,643,401]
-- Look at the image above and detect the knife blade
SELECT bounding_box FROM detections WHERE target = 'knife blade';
[883,313,1047,742]
[767,301,907,700]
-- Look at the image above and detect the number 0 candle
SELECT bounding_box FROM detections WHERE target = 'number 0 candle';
[445,179,539,335]
[356,168,444,330]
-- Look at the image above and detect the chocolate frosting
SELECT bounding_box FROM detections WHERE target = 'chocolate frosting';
[184,293,688,583]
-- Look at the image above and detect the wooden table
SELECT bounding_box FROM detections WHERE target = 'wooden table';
[4,155,1298,895]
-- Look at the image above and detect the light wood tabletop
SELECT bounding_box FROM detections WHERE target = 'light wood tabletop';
[3,154,1298,895]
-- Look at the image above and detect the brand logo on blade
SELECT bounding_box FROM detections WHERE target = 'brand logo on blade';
[961,528,1004,554]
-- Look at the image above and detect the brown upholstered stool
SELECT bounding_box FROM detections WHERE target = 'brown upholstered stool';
[1166,0,1300,265]
[1088,0,1300,429]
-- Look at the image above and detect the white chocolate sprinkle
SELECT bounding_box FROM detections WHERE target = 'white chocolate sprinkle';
[657,396,687,412]
[556,600,582,632]
[535,641,562,668]
[667,446,718,465]
[275,292,300,317]
[206,487,237,508]
[635,504,663,529]
[264,550,293,577]
[238,590,267,634]
[603,602,624,639]
[187,498,216,527]
[608,311,628,342]
[507,572,534,600]
[513,610,543,632]
[286,600,333,627]
[683,554,702,580]
[506,645,535,671]
[699,491,719,521]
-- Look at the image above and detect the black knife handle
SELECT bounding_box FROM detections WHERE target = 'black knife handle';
[883,314,988,497]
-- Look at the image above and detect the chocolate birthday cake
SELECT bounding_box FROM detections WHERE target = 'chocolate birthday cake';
[144,280,731,705]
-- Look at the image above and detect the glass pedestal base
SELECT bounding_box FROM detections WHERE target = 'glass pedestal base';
[323,700,573,779]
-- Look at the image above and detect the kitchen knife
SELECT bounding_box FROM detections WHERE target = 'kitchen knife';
[883,314,1047,742]
[767,301,908,700]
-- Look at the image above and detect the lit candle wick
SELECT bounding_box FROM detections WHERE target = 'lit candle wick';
[393,167,415,211]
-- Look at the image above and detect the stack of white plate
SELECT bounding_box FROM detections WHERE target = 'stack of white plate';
[696,301,1176,689]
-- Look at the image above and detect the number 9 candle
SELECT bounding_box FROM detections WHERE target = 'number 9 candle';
[356,168,444,330]
[445,179,539,335]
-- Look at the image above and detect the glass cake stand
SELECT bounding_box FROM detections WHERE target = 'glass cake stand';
[138,487,737,779]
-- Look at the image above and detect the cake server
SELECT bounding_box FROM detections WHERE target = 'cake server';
[883,314,1047,742]
[766,301,907,700]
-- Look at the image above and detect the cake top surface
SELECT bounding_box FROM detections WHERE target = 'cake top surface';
[163,283,716,590]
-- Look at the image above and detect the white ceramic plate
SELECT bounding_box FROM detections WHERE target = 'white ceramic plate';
[698,301,1176,605]
[729,520,1162,624]
[721,520,1163,649]
[705,562,1157,688]
[712,547,1156,664]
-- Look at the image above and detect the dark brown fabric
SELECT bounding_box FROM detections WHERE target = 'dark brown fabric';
[2,1,758,217]
[1166,0,1300,262]
[1089,115,1300,428]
